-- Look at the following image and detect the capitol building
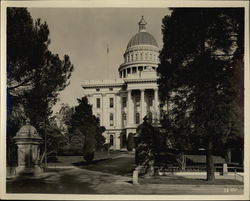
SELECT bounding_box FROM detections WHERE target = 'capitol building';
[82,17,161,150]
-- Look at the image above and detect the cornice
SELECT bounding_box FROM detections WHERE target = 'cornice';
[82,83,125,89]
[124,78,157,84]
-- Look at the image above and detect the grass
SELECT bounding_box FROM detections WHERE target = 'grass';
[47,150,125,166]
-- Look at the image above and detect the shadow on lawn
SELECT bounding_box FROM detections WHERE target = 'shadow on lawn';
[72,158,111,166]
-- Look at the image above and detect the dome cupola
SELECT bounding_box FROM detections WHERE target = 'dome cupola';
[119,16,160,79]
[127,16,158,49]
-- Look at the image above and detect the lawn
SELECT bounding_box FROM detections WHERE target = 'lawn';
[47,150,127,166]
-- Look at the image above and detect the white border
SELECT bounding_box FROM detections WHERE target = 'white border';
[1,0,249,200]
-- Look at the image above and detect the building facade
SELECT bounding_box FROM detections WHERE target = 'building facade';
[82,17,161,150]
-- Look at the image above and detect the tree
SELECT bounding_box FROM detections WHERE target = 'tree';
[56,103,74,136]
[135,117,157,176]
[158,8,244,181]
[70,97,105,161]
[7,8,74,165]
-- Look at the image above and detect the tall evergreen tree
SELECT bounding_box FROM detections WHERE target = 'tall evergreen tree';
[7,8,74,165]
[70,97,105,161]
[158,8,244,181]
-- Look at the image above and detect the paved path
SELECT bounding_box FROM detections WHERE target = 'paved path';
[6,153,243,195]
[7,167,243,195]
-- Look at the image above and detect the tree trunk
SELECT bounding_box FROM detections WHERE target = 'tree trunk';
[206,140,215,181]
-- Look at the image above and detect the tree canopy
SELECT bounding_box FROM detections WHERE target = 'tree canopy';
[7,8,74,165]
[157,8,244,181]
[7,8,73,128]
[69,97,106,158]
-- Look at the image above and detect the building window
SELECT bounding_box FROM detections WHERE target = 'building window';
[135,112,140,124]
[135,96,140,107]
[110,134,114,146]
[122,97,127,107]
[96,98,101,108]
[123,112,126,125]
[132,67,136,74]
[123,69,126,78]
[96,88,100,91]
[122,134,126,148]
[110,113,114,126]
[109,88,113,91]
[110,97,114,108]
[127,68,131,74]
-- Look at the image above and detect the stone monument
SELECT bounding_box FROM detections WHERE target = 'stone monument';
[13,119,43,176]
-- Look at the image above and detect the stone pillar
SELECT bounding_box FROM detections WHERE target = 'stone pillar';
[222,163,228,175]
[127,90,133,126]
[13,119,43,176]
[116,94,121,128]
[133,169,139,184]
[154,89,160,123]
[102,94,106,126]
[141,89,146,122]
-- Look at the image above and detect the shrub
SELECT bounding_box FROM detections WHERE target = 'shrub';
[84,152,94,162]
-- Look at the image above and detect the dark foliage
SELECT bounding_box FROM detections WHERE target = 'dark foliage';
[7,8,74,165]
[69,97,106,157]
[157,8,244,181]
[84,152,95,163]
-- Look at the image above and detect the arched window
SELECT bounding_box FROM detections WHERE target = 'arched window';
[135,54,138,60]
[145,53,148,60]
[135,112,140,124]
[110,113,114,126]
[140,53,143,60]
[110,135,114,146]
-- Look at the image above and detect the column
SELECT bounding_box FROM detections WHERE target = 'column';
[116,94,121,128]
[127,90,133,126]
[154,89,160,122]
[102,94,106,126]
[141,89,147,122]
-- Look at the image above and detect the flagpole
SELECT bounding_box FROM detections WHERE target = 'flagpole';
[107,44,109,79]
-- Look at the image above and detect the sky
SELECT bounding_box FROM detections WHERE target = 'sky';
[28,8,171,113]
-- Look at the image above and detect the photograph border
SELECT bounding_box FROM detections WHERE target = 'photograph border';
[1,0,249,200]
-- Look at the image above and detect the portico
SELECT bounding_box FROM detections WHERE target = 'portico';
[126,88,160,127]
